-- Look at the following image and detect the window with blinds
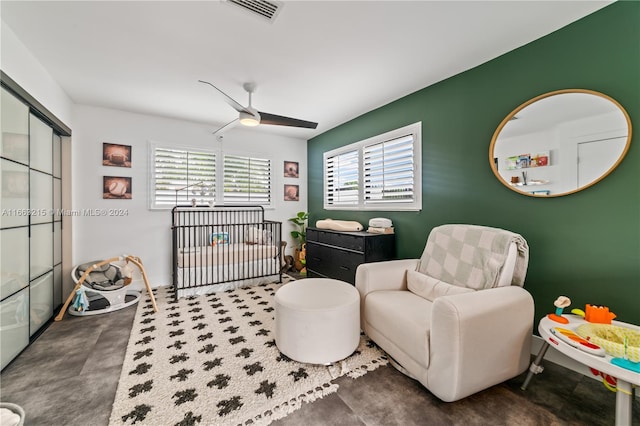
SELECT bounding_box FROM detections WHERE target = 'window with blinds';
[323,122,421,211]
[152,147,216,208]
[364,134,415,205]
[223,154,271,205]
[325,149,359,207]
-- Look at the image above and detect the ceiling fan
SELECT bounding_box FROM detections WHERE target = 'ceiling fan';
[198,80,318,134]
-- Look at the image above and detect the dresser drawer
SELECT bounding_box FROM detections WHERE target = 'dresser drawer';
[306,228,365,252]
[306,242,363,284]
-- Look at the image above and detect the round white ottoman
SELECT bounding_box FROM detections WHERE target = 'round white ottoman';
[274,278,360,364]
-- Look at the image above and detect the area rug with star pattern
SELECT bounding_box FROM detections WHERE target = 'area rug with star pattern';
[109,278,388,425]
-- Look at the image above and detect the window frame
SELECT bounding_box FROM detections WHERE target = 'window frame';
[323,122,422,211]
[149,142,273,210]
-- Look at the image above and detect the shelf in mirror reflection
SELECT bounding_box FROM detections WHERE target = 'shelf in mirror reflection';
[509,180,549,186]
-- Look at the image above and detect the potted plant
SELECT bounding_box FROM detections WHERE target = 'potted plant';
[288,211,308,271]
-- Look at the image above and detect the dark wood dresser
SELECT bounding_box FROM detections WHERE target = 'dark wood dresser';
[305,227,395,284]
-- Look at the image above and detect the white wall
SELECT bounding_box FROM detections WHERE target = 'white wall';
[0,20,73,127]
[71,105,307,286]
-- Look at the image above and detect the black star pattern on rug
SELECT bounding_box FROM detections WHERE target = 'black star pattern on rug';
[207,373,231,389]
[243,362,263,375]
[288,368,308,382]
[217,396,243,416]
[175,411,202,426]
[129,362,152,376]
[276,352,292,363]
[173,388,198,406]
[192,322,207,330]
[223,325,239,334]
[135,336,154,345]
[167,340,187,350]
[169,353,189,364]
[121,404,151,423]
[168,312,181,318]
[169,329,185,338]
[235,348,253,358]
[202,358,223,371]
[170,368,194,382]
[129,380,153,397]
[255,380,277,398]
[229,336,246,345]
[140,325,156,334]
[133,348,153,360]
[198,344,217,354]
[197,332,213,341]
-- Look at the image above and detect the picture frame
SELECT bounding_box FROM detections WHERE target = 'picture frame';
[103,176,132,199]
[103,143,132,168]
[284,161,299,178]
[284,184,299,201]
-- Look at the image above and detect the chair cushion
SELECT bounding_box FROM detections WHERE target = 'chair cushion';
[406,269,474,302]
[364,290,433,368]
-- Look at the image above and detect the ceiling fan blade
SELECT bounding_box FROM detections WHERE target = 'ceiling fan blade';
[257,111,318,129]
[212,118,239,135]
[198,80,249,113]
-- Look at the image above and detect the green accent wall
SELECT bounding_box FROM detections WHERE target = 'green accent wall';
[308,2,640,327]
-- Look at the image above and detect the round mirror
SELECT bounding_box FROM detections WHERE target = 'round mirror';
[490,89,632,197]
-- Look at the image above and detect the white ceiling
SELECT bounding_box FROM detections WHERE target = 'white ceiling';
[0,1,612,139]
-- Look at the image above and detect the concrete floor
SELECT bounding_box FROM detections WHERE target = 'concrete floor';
[1,301,638,426]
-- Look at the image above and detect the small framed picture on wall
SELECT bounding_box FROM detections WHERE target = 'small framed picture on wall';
[284,161,299,178]
[103,176,132,199]
[284,184,299,201]
[103,143,132,168]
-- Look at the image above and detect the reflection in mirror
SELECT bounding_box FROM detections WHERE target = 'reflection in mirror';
[490,89,631,197]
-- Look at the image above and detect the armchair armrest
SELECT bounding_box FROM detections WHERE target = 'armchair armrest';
[355,259,420,297]
[427,286,534,402]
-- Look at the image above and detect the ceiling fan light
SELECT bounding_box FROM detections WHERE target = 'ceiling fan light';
[239,111,260,126]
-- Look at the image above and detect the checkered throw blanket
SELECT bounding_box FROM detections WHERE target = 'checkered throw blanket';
[417,224,529,290]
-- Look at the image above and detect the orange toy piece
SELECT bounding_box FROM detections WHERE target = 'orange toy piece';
[585,304,616,324]
[547,313,569,324]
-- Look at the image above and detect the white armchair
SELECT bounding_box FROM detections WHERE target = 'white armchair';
[356,224,534,402]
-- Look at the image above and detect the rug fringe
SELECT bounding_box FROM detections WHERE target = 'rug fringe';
[346,354,389,379]
[241,383,339,426]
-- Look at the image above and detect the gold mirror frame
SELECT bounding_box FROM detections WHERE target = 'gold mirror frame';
[489,89,632,197]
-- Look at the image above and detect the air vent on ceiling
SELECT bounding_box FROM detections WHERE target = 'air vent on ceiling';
[227,0,283,22]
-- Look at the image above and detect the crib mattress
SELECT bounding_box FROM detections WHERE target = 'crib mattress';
[177,243,278,268]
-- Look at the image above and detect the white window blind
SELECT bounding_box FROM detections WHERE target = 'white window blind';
[152,147,216,208]
[323,122,421,211]
[325,149,359,207]
[363,134,415,205]
[223,154,271,205]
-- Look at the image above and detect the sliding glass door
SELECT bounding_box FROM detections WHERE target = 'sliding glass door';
[1,86,64,369]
